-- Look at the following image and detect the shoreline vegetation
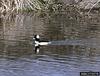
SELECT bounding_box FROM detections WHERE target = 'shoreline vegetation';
[0,0,100,14]
[0,0,64,13]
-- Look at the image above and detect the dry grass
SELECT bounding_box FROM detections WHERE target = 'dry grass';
[0,0,63,13]
[0,0,44,13]
[88,0,100,14]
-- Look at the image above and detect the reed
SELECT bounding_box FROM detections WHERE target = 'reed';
[88,0,100,14]
[0,0,44,13]
[0,0,61,13]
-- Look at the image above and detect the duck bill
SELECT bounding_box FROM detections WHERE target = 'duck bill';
[33,38,35,40]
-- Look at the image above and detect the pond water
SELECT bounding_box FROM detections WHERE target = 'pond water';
[0,11,100,76]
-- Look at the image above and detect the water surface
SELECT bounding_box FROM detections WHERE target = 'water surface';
[0,11,100,76]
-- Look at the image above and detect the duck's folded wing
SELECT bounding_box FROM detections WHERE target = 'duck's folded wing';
[40,42,51,45]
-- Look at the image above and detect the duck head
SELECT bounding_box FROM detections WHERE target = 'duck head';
[33,35,40,41]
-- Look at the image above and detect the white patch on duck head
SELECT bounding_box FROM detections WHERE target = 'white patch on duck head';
[36,35,40,39]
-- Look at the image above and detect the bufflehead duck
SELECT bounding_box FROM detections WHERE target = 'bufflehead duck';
[33,35,51,53]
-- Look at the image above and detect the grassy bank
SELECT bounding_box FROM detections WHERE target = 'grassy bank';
[0,0,63,13]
